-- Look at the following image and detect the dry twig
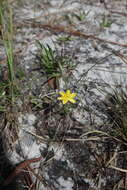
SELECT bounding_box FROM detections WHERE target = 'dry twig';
[3,156,43,186]
[23,22,127,48]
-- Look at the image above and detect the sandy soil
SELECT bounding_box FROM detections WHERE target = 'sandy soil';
[0,0,127,189]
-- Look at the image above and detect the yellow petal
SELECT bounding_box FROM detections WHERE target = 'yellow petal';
[70,93,77,98]
[59,91,65,96]
[62,99,68,104]
[69,99,76,103]
[66,90,71,95]
[58,97,63,100]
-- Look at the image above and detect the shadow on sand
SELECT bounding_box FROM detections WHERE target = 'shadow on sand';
[0,136,17,190]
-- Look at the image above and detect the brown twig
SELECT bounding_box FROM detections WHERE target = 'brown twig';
[3,156,42,186]
[113,51,127,64]
[23,22,127,48]
[110,10,127,17]
[27,165,49,187]
[23,169,34,190]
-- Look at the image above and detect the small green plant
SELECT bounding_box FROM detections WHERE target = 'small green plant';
[100,15,113,28]
[72,10,90,21]
[64,10,90,24]
[36,41,75,80]
[36,41,62,78]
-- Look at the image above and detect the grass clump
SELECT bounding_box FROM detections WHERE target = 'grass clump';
[36,41,61,78]
[100,15,113,28]
[72,10,90,21]
[36,41,75,85]
[0,2,18,103]
[103,87,127,141]
[64,10,90,24]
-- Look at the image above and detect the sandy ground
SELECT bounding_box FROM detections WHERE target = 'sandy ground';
[0,0,127,189]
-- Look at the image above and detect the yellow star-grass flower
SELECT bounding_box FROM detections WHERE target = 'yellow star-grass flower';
[58,90,77,104]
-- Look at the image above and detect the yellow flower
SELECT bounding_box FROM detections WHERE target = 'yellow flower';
[58,90,77,104]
